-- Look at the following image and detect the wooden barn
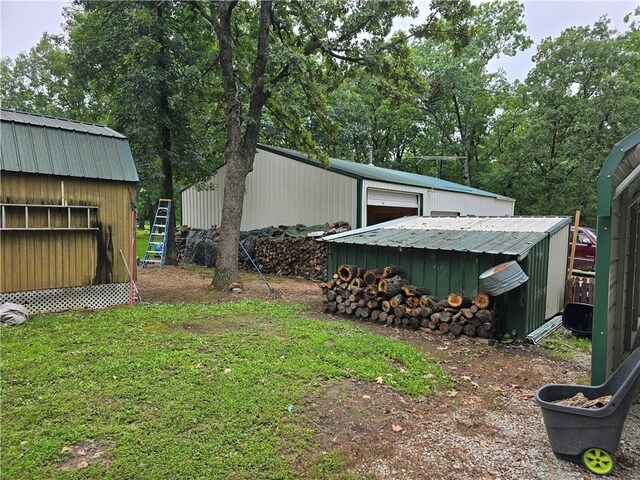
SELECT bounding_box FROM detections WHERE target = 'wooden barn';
[0,110,138,313]
[181,144,515,230]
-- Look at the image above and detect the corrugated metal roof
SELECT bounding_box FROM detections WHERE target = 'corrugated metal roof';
[258,144,513,201]
[322,216,571,257]
[1,109,126,138]
[1,109,138,182]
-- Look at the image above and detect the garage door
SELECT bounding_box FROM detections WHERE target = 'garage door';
[367,189,419,208]
[367,189,419,226]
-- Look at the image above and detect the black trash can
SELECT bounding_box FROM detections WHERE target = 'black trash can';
[562,303,593,337]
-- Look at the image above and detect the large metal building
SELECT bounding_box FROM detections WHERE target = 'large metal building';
[0,110,139,313]
[322,216,571,339]
[592,128,640,384]
[181,144,514,230]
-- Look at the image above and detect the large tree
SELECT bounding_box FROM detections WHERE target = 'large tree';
[490,14,640,224]
[411,0,531,186]
[67,1,220,261]
[194,0,473,288]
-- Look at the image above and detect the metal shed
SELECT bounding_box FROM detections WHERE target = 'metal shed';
[322,216,571,339]
[0,109,139,313]
[181,144,514,230]
[592,129,640,384]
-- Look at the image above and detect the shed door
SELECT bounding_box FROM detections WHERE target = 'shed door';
[366,189,419,226]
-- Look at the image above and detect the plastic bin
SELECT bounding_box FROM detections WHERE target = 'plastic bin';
[536,347,640,475]
[562,303,593,337]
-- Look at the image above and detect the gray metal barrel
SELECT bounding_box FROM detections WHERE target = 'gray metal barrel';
[479,261,528,296]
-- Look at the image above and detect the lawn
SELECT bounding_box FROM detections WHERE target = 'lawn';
[136,228,150,260]
[1,300,448,479]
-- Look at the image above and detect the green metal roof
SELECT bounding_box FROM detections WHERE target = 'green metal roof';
[258,144,513,201]
[1,109,138,182]
[322,216,570,259]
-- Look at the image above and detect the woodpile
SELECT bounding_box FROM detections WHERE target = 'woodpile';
[175,225,190,263]
[321,265,494,339]
[254,237,326,280]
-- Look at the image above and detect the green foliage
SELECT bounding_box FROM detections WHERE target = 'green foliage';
[1,300,447,479]
[489,15,640,224]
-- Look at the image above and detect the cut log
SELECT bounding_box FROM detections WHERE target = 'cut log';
[345,306,353,315]
[405,296,420,309]
[439,323,450,333]
[420,317,430,328]
[378,276,407,298]
[469,316,482,328]
[367,300,380,310]
[371,309,380,321]
[326,290,336,302]
[349,278,364,290]
[477,323,491,338]
[381,300,391,313]
[449,321,464,336]
[393,305,407,318]
[388,294,404,309]
[381,265,404,279]
[402,285,430,297]
[355,307,362,317]
[408,317,420,329]
[360,308,370,319]
[463,324,477,337]
[475,309,493,323]
[378,311,388,323]
[326,302,337,313]
[447,293,471,308]
[402,317,410,326]
[409,308,421,318]
[469,305,479,314]
[473,293,490,309]
[386,314,395,325]
[338,264,358,282]
[363,269,382,286]
[394,316,402,326]
[337,303,346,312]
[431,311,452,324]
[419,295,438,308]
[420,307,433,318]
[460,308,474,319]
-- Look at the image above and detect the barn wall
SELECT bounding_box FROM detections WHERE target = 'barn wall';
[182,149,358,230]
[1,171,135,292]
[427,190,514,217]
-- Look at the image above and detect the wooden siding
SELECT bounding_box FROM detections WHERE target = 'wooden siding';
[1,172,135,292]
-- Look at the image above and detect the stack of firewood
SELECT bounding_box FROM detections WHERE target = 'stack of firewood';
[254,237,326,280]
[175,225,191,263]
[321,264,494,339]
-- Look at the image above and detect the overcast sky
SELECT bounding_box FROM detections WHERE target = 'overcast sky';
[1,0,638,80]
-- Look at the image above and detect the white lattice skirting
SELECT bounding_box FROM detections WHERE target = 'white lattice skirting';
[0,283,131,314]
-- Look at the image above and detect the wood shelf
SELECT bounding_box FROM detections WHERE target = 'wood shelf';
[0,203,99,231]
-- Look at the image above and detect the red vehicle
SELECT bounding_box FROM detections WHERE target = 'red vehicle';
[569,227,597,271]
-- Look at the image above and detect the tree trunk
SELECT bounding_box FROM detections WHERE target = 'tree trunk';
[157,2,176,265]
[212,1,272,288]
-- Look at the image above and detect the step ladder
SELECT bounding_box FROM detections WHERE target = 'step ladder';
[142,199,171,268]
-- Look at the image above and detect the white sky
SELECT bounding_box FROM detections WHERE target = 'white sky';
[1,0,638,80]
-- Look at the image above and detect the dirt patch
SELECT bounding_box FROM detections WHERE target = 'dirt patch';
[59,438,114,471]
[178,315,282,335]
[136,266,640,479]
[137,265,323,310]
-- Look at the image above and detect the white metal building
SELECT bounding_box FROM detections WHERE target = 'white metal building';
[181,144,515,230]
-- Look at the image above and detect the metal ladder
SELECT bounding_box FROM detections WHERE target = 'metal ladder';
[142,199,171,268]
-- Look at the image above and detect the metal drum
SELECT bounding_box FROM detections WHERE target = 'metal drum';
[479,261,528,296]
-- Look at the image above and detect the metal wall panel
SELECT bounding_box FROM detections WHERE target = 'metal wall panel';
[181,150,358,230]
[1,172,135,292]
[428,190,514,216]
[546,224,570,317]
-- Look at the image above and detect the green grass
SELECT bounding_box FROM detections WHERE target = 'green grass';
[136,228,150,260]
[539,330,592,360]
[1,300,447,479]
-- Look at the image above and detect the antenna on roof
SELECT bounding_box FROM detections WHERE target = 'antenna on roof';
[367,145,374,166]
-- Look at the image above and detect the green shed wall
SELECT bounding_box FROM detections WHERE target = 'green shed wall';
[327,240,551,338]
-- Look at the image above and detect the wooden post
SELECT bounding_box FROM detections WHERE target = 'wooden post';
[568,210,581,280]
